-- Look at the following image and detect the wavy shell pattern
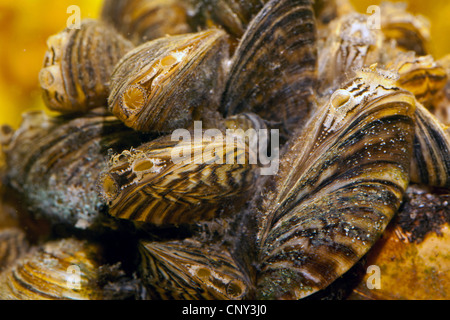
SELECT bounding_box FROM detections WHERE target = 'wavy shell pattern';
[220,0,317,137]
[255,69,416,299]
[1,0,449,301]
[108,29,229,133]
[0,239,103,300]
[39,19,134,113]
[99,132,256,225]
[410,103,450,188]
[139,239,249,299]
[390,53,448,106]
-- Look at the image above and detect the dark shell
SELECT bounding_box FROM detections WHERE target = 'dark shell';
[139,239,250,299]
[220,0,317,138]
[101,0,192,45]
[410,103,450,188]
[188,0,268,40]
[380,2,430,56]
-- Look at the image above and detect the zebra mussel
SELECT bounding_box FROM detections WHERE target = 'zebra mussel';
[0,0,449,300]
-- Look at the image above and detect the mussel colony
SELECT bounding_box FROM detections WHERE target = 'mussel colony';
[0,0,449,300]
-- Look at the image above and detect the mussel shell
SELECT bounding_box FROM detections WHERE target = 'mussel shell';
[254,68,416,299]
[1,109,150,229]
[390,53,448,106]
[188,0,268,40]
[317,13,384,93]
[39,19,134,113]
[108,29,229,133]
[220,0,317,138]
[98,132,256,226]
[380,2,430,56]
[410,103,450,188]
[0,228,29,272]
[101,0,192,45]
[139,239,250,299]
[0,238,103,300]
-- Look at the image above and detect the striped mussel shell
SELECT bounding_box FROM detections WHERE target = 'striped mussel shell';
[98,131,256,226]
[0,228,29,272]
[317,12,384,93]
[0,238,104,300]
[1,109,149,229]
[432,54,450,126]
[188,0,268,40]
[254,67,416,299]
[380,2,430,56]
[385,53,450,188]
[388,53,448,107]
[139,239,250,299]
[39,19,134,114]
[101,0,192,45]
[220,0,317,138]
[108,29,229,133]
[410,103,450,188]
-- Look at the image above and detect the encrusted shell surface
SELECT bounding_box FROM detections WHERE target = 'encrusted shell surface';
[254,68,416,299]
[317,12,384,92]
[108,29,229,133]
[389,53,448,106]
[1,109,150,229]
[39,19,134,114]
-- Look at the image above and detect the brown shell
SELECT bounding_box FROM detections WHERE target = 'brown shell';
[101,0,192,45]
[220,0,317,138]
[254,68,416,299]
[108,29,229,133]
[188,0,268,40]
[99,132,256,226]
[139,239,250,299]
[380,2,430,56]
[0,238,103,300]
[39,19,134,113]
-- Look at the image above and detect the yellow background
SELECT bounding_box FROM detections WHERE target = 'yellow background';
[0,0,449,128]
